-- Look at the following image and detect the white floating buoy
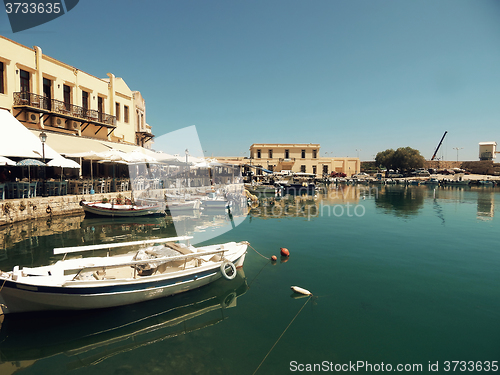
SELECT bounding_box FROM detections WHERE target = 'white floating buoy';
[291,286,312,296]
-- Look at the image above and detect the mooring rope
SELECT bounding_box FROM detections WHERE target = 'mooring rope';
[243,241,271,260]
[247,261,271,288]
[252,294,313,375]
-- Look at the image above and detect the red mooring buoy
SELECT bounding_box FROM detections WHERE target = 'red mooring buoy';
[271,255,277,261]
[280,247,290,257]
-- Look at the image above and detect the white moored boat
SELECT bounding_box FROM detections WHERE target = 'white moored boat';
[81,201,165,217]
[0,236,248,314]
[201,191,232,210]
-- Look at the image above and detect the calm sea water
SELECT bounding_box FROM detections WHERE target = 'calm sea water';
[0,184,499,374]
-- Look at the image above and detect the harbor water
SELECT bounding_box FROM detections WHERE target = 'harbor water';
[0,184,499,374]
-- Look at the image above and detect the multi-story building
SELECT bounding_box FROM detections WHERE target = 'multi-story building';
[0,35,154,153]
[248,143,359,177]
[217,143,360,177]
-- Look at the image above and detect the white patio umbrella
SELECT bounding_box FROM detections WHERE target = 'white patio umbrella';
[47,156,81,181]
[0,156,16,166]
[125,150,158,163]
[66,151,106,187]
[97,149,128,162]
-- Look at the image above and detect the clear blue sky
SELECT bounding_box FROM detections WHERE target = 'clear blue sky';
[1,0,500,161]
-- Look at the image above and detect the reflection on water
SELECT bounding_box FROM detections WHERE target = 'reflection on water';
[0,269,248,372]
[476,189,495,221]
[375,185,426,217]
[248,185,363,219]
[0,184,499,374]
[373,185,499,221]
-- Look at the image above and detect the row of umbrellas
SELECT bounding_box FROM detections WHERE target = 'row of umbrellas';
[0,155,80,168]
[0,155,81,183]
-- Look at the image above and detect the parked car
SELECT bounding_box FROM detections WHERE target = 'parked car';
[331,172,346,178]
[387,171,403,178]
[414,168,430,177]
[351,172,370,179]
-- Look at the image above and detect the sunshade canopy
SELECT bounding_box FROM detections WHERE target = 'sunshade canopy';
[47,156,81,168]
[0,110,60,159]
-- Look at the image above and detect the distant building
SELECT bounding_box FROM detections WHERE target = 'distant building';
[0,35,154,152]
[217,143,360,177]
[479,142,497,161]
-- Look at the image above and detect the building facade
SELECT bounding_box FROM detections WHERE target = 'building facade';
[0,35,154,148]
[217,143,360,177]
[479,142,497,161]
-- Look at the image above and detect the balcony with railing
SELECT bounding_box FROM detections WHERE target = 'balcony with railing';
[13,92,116,127]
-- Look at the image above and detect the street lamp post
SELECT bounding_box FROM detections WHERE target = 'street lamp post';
[39,131,47,196]
[39,131,47,162]
[453,147,463,162]
[185,149,190,187]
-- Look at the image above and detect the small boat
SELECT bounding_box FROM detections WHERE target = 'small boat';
[478,180,495,186]
[0,236,248,314]
[442,179,469,186]
[201,191,232,210]
[81,200,165,217]
[165,198,202,214]
[245,184,283,196]
[423,178,439,185]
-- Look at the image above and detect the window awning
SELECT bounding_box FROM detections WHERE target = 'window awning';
[30,129,158,159]
[0,109,61,159]
[30,130,110,155]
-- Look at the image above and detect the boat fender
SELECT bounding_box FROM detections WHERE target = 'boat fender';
[220,261,237,280]
[79,199,85,206]
[46,205,52,214]
[280,247,290,257]
[291,286,312,296]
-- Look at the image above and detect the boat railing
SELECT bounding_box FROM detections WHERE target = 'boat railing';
[54,236,194,259]
[70,248,229,280]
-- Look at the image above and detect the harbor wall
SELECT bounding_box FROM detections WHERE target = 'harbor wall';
[0,184,236,227]
[0,192,132,227]
[363,160,500,175]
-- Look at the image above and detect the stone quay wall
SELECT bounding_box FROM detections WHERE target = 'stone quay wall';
[0,184,234,227]
[0,192,132,227]
[363,160,500,175]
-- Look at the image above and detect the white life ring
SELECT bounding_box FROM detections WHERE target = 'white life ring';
[220,261,237,280]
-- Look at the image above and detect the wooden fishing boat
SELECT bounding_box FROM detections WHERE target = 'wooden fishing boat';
[0,236,248,314]
[81,200,165,217]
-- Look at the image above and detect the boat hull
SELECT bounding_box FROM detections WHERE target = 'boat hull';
[82,202,165,217]
[0,243,246,314]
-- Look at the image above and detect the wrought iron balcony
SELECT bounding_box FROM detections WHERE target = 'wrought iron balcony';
[13,92,116,127]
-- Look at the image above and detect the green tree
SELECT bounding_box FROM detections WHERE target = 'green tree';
[375,149,395,170]
[393,147,425,172]
[375,147,425,172]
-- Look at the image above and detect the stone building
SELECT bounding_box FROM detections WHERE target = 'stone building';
[217,143,360,177]
[0,35,154,153]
